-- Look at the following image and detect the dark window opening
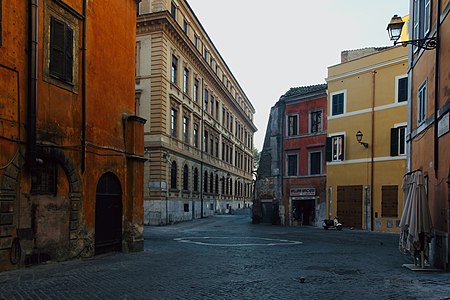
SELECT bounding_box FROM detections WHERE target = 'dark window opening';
[332,93,344,116]
[310,152,322,175]
[183,164,189,191]
[398,77,408,102]
[31,160,57,195]
[170,161,177,189]
[184,203,189,212]
[50,17,73,83]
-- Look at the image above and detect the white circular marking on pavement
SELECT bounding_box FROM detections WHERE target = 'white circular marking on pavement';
[174,236,303,247]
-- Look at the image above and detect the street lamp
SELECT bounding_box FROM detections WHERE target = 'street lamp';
[387,14,437,50]
[356,130,369,148]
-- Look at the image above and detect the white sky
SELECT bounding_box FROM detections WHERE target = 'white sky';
[187,0,409,151]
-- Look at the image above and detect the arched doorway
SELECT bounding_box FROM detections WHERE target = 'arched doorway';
[95,173,122,255]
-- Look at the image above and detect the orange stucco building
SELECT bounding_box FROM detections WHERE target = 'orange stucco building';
[405,0,450,269]
[0,0,145,271]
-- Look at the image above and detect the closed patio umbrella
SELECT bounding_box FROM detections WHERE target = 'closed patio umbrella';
[399,170,432,267]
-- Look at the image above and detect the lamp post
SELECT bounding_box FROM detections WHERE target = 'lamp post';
[356,130,369,148]
[387,15,437,50]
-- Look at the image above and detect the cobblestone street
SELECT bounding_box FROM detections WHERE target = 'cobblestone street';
[0,212,449,299]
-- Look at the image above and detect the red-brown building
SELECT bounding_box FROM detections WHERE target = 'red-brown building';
[0,0,145,271]
[254,84,327,226]
[282,85,328,226]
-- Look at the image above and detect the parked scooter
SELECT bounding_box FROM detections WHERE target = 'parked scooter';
[322,216,342,230]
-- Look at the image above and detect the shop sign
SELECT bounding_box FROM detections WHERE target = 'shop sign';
[290,188,316,197]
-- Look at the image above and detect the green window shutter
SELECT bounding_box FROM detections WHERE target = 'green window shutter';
[390,128,399,156]
[398,77,408,102]
[50,17,66,79]
[325,137,332,162]
[65,26,73,82]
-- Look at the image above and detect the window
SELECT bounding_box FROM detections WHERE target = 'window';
[183,164,189,191]
[50,17,73,83]
[310,110,322,133]
[183,116,189,143]
[215,175,219,194]
[183,19,188,34]
[309,152,322,175]
[184,203,189,212]
[210,137,213,155]
[170,2,177,20]
[193,168,198,192]
[287,154,298,176]
[183,68,189,94]
[331,92,345,116]
[396,76,408,103]
[31,160,57,195]
[287,115,298,136]
[210,95,214,115]
[204,89,209,111]
[326,135,344,161]
[193,124,198,148]
[413,0,431,43]
[390,126,406,156]
[170,161,177,189]
[216,101,219,119]
[418,81,427,124]
[229,179,233,195]
[171,108,177,137]
[193,79,199,103]
[221,177,225,195]
[222,142,225,160]
[203,171,208,193]
[193,34,198,49]
[204,131,208,152]
[209,173,213,193]
[382,185,398,217]
[215,139,219,158]
[171,55,178,84]
[230,116,233,133]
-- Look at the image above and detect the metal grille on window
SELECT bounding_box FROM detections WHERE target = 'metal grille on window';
[31,160,57,195]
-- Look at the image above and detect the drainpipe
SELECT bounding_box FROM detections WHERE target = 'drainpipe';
[200,79,204,218]
[81,0,87,173]
[370,70,376,231]
[27,0,38,170]
[433,0,440,179]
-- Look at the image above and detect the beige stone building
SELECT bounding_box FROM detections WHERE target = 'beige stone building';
[136,0,257,225]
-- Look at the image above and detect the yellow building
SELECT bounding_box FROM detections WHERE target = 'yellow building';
[136,0,257,224]
[326,46,408,232]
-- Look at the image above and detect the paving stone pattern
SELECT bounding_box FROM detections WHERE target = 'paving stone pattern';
[0,211,449,299]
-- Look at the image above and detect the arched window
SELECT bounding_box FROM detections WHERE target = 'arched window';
[193,167,198,192]
[225,177,229,195]
[204,171,208,192]
[229,178,233,196]
[215,174,219,194]
[221,176,225,195]
[183,164,189,191]
[170,161,177,189]
[209,173,214,193]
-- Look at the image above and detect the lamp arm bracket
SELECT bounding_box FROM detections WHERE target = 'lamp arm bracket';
[395,37,437,50]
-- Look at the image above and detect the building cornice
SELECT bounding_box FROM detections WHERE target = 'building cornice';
[326,56,408,82]
[137,12,257,132]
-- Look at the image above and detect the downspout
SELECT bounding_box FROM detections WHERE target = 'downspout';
[370,70,376,231]
[433,0,440,178]
[81,0,87,173]
[27,0,38,170]
[200,79,204,218]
